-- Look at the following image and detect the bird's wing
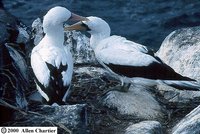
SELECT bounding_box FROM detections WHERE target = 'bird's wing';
[62,46,73,86]
[95,35,181,79]
[31,48,50,87]
[95,36,194,80]
[95,35,159,67]
[31,45,68,83]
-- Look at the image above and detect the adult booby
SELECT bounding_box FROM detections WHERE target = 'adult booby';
[65,16,200,91]
[31,6,87,104]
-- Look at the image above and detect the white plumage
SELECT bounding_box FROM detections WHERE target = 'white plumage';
[65,16,200,91]
[95,35,159,67]
[31,6,86,104]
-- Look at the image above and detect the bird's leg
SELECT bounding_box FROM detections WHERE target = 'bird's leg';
[102,83,131,96]
[121,83,131,92]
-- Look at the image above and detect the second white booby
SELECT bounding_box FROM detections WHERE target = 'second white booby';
[65,16,200,91]
[31,6,87,104]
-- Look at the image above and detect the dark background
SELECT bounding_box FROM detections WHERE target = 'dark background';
[3,0,200,50]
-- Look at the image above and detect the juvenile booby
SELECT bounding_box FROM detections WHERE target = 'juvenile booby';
[31,6,87,104]
[65,16,200,91]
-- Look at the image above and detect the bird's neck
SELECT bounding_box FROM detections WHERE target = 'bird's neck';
[90,32,110,49]
[44,26,64,47]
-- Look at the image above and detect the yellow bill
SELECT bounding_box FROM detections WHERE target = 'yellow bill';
[64,21,90,31]
[69,13,88,22]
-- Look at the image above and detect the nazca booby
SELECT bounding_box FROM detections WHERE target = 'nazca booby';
[65,16,200,92]
[31,6,87,104]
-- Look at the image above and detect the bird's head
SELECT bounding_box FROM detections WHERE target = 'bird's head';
[43,6,87,34]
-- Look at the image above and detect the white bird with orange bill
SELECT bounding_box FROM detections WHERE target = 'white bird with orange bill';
[65,16,200,92]
[31,6,87,104]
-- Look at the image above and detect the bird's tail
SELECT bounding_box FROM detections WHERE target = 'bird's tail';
[163,80,200,91]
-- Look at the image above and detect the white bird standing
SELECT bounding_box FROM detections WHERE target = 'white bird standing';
[31,6,87,104]
[65,16,200,92]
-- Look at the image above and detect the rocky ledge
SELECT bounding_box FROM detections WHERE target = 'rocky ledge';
[1,3,200,133]
[156,26,200,133]
[0,2,29,124]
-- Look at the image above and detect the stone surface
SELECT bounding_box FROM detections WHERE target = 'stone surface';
[155,26,200,110]
[0,3,29,124]
[6,44,29,81]
[0,43,28,124]
[64,30,97,65]
[31,18,44,45]
[0,8,19,44]
[125,121,163,134]
[156,26,200,81]
[102,85,165,120]
[172,105,200,134]
[16,23,30,44]
[0,7,29,51]
[11,104,87,133]
[157,85,200,111]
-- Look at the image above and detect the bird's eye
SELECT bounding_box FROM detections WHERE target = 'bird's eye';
[81,21,91,31]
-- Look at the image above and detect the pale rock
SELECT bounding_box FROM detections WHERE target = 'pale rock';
[156,27,200,108]
[125,121,163,134]
[102,85,165,120]
[172,105,200,134]
[156,26,200,81]
[16,23,30,44]
[31,18,44,45]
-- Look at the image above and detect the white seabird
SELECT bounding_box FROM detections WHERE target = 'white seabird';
[65,16,200,91]
[31,6,87,104]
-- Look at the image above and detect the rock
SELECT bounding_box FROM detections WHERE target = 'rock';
[102,85,165,120]
[0,7,29,53]
[0,45,28,108]
[6,43,29,81]
[0,8,19,44]
[0,2,29,124]
[65,30,97,65]
[31,18,44,45]
[158,85,200,109]
[0,44,28,124]
[155,26,200,110]
[31,18,97,65]
[125,121,163,134]
[0,43,29,110]
[156,26,200,81]
[172,105,200,134]
[12,104,87,133]
[0,45,28,107]
[16,23,30,44]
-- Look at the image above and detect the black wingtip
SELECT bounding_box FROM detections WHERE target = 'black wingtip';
[180,75,197,82]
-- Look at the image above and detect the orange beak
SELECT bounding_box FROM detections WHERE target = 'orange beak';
[68,13,88,22]
[64,21,89,31]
